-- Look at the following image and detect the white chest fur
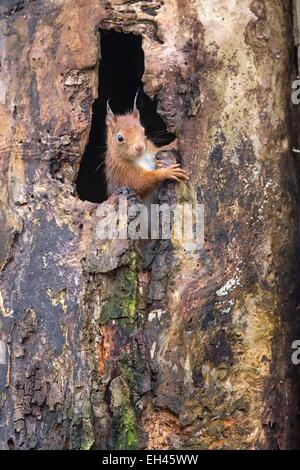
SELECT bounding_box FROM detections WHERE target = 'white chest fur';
[136,151,156,171]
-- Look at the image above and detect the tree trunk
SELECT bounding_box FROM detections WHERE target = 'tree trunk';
[0,0,300,450]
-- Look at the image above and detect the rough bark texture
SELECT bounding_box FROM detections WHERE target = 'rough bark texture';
[294,0,300,65]
[0,0,300,450]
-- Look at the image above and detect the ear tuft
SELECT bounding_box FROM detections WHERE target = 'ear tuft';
[106,99,117,128]
[133,89,140,119]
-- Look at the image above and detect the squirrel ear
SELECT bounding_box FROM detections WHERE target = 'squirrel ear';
[106,99,117,128]
[133,89,140,119]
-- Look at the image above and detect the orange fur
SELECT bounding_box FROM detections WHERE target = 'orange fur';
[105,109,188,198]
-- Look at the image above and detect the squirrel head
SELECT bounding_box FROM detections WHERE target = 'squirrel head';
[106,92,146,161]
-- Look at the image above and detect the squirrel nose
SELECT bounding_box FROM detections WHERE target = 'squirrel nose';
[135,145,144,154]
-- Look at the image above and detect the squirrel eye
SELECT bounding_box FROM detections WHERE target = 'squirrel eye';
[117,134,124,143]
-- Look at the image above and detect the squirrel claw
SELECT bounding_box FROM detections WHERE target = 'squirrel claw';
[162,164,189,183]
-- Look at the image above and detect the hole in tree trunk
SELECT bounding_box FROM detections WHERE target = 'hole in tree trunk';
[76,29,175,203]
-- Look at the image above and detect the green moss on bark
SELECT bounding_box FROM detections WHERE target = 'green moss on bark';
[116,406,139,450]
[99,253,138,333]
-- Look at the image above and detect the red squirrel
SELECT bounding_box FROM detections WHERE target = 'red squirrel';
[105,94,188,198]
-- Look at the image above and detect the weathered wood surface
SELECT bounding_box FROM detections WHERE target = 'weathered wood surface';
[0,0,299,449]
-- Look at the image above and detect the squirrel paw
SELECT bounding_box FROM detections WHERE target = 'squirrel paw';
[161,164,189,183]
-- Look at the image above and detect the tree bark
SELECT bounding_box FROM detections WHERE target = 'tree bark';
[0,0,300,450]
